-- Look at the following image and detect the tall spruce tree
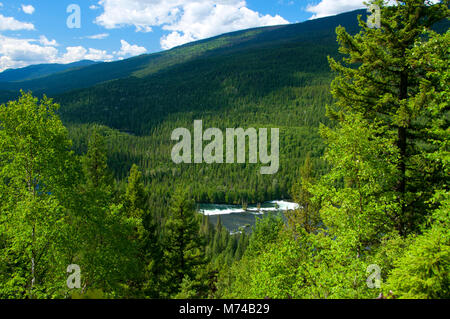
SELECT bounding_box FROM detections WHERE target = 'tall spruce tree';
[289,153,320,233]
[123,164,163,298]
[124,164,147,220]
[384,28,449,299]
[327,0,449,235]
[162,187,206,296]
[305,0,450,297]
[75,129,138,295]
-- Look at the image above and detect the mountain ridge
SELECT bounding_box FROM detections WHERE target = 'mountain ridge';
[0,60,98,82]
[0,9,368,97]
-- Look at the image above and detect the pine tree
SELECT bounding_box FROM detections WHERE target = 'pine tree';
[124,164,147,219]
[327,0,449,235]
[76,128,138,295]
[162,187,206,296]
[82,128,113,195]
[302,0,449,297]
[234,232,248,261]
[123,164,164,298]
[384,29,450,300]
[212,216,225,256]
[289,153,320,233]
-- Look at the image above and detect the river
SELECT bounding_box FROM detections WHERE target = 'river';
[197,200,300,233]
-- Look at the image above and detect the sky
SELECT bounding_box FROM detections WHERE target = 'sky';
[0,0,375,72]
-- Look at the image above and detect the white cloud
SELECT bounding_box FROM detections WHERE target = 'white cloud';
[115,39,147,56]
[82,33,110,39]
[0,13,34,30]
[95,0,288,49]
[306,0,366,19]
[90,5,100,10]
[160,1,288,49]
[0,35,115,72]
[306,0,442,19]
[0,33,150,72]
[39,35,58,46]
[58,46,114,64]
[0,35,58,71]
[21,4,35,15]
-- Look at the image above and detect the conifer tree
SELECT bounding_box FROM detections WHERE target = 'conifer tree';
[327,0,449,235]
[76,129,138,295]
[123,164,163,298]
[384,28,450,300]
[124,164,147,220]
[289,153,320,233]
[162,187,206,296]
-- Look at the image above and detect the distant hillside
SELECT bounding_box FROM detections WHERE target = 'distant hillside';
[0,60,98,83]
[1,9,447,99]
[57,10,369,132]
[0,10,366,97]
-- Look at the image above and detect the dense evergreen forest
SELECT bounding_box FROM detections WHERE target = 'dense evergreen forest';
[1,10,354,207]
[56,12,348,206]
[0,1,449,299]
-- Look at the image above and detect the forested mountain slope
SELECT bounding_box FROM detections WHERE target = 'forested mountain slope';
[48,10,371,205]
[0,60,97,83]
[0,10,365,97]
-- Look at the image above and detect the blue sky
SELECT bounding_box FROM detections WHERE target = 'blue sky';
[0,0,370,71]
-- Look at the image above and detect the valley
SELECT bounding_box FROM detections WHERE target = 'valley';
[1,2,448,300]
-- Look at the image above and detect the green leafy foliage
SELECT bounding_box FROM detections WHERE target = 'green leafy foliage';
[0,3,448,299]
[0,92,79,298]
